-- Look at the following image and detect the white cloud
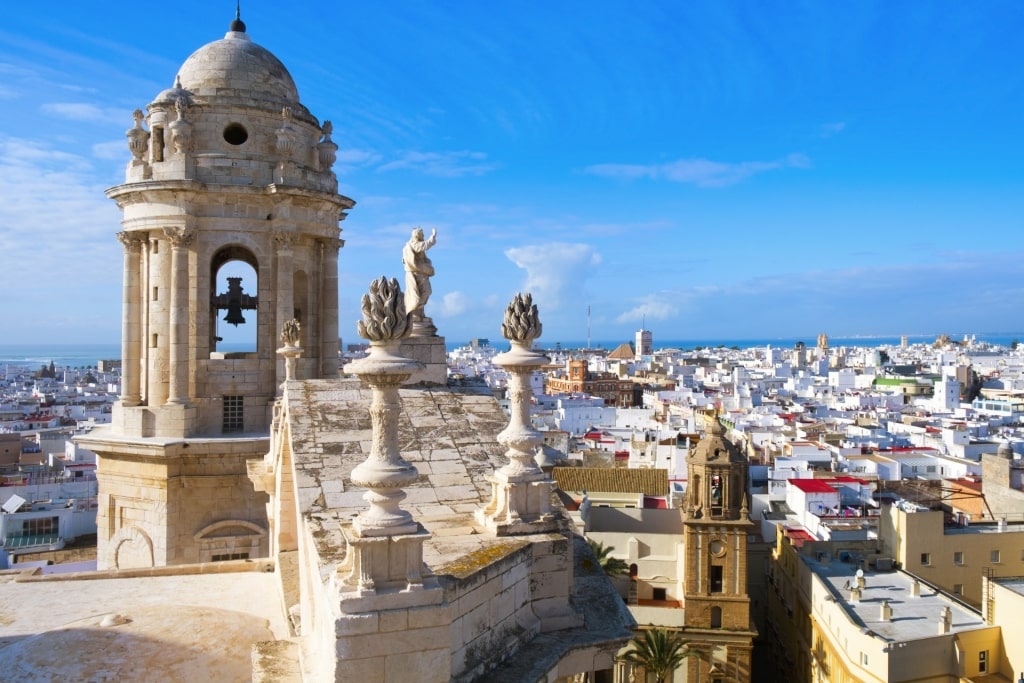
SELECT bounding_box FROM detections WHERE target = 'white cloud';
[616,295,680,324]
[820,122,847,138]
[439,290,470,317]
[504,242,601,313]
[335,148,382,172]
[651,255,1024,338]
[92,140,127,160]
[41,102,124,123]
[378,150,499,177]
[585,153,810,188]
[0,136,123,339]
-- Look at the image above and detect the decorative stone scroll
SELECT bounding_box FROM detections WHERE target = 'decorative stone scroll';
[162,226,195,247]
[116,231,146,253]
[477,293,558,535]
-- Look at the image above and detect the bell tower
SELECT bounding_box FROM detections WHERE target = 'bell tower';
[681,410,756,682]
[79,11,354,569]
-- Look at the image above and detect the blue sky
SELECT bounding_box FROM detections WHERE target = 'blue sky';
[1,2,1022,346]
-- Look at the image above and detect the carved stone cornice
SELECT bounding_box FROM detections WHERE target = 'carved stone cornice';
[319,236,345,254]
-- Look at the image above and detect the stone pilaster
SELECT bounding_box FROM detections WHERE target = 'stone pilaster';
[117,231,145,406]
[274,231,295,384]
[164,226,194,405]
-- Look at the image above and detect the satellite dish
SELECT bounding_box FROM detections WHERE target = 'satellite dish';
[856,569,864,579]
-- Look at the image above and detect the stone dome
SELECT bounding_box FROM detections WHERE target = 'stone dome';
[176,28,299,104]
[150,76,192,107]
[690,413,746,464]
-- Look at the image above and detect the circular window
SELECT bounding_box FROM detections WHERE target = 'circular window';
[223,123,248,145]
[709,540,726,557]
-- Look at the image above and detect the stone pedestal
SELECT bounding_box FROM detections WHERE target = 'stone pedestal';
[335,524,443,613]
[399,335,447,386]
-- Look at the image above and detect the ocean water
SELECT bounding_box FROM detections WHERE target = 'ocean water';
[2,332,1019,369]
[452,333,1024,353]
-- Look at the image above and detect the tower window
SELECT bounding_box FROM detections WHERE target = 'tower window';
[223,123,248,145]
[710,565,724,593]
[710,606,722,628]
[223,395,244,432]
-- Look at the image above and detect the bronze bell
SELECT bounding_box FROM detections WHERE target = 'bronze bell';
[224,300,246,326]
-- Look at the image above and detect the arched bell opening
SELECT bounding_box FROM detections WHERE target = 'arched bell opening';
[209,246,259,355]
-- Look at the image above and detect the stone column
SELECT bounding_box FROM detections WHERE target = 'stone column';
[117,232,145,406]
[164,226,194,405]
[319,237,343,377]
[274,232,295,384]
[477,293,558,535]
[340,277,438,604]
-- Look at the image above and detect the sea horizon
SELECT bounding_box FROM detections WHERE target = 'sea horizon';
[2,331,1021,369]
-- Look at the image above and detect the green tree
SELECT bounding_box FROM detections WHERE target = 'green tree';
[586,539,629,577]
[616,628,701,683]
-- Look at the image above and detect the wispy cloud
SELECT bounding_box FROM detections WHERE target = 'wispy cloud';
[820,121,847,138]
[378,150,499,177]
[439,291,470,317]
[616,294,680,324]
[504,242,601,313]
[335,148,382,173]
[41,102,125,123]
[0,136,123,339]
[656,255,1024,337]
[585,153,810,188]
[92,140,126,160]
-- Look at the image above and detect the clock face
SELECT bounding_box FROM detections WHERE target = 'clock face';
[709,540,726,556]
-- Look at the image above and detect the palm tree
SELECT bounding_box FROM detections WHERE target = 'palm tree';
[586,539,629,577]
[616,628,701,683]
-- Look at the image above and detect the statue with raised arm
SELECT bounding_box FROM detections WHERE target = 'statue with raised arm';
[402,227,437,329]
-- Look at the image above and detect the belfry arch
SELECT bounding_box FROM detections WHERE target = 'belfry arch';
[209,245,260,354]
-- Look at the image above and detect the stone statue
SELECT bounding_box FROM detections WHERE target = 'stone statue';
[402,227,437,324]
